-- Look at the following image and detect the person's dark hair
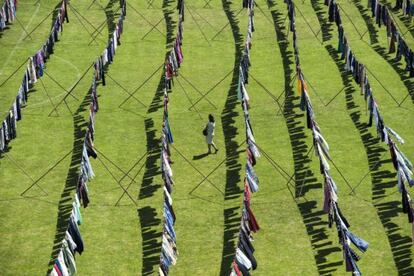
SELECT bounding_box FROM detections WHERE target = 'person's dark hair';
[208,114,215,123]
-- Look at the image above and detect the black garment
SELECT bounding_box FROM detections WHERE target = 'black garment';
[319,158,325,174]
[86,146,97,159]
[160,262,169,275]
[165,198,176,223]
[409,50,414,77]
[376,5,382,27]
[389,33,396,53]
[64,1,69,23]
[53,27,59,42]
[402,186,413,222]
[100,57,106,86]
[46,36,54,56]
[15,97,21,121]
[68,218,84,254]
[389,142,399,170]
[239,243,257,270]
[368,110,373,127]
[349,247,361,262]
[408,205,414,223]
[402,185,410,212]
[328,2,335,22]
[6,114,16,140]
[240,227,255,253]
[299,87,306,112]
[335,203,350,228]
[395,0,403,9]
[334,4,341,26]
[377,114,385,141]
[353,60,359,82]
[371,0,376,17]
[77,178,89,208]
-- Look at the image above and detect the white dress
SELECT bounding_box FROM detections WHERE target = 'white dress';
[206,121,215,144]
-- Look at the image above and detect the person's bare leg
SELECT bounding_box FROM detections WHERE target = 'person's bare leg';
[208,144,212,153]
[211,142,218,153]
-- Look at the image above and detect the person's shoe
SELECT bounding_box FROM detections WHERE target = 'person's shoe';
[215,148,219,154]
[207,150,211,154]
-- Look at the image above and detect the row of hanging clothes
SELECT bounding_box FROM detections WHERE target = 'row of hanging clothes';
[0,0,16,30]
[0,0,69,154]
[158,1,184,275]
[164,2,184,92]
[394,0,414,16]
[231,1,261,275]
[159,92,177,276]
[327,0,414,243]
[50,120,95,276]
[368,0,414,76]
[49,2,127,275]
[50,93,96,276]
[285,0,370,274]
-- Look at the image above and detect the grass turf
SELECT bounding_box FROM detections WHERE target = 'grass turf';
[0,0,413,275]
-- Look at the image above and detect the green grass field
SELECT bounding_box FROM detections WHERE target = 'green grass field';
[0,0,413,275]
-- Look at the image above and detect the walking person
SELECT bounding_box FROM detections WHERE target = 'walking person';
[204,114,218,154]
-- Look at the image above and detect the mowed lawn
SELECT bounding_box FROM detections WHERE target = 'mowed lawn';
[0,0,413,275]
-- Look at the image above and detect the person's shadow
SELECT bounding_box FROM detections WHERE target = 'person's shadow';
[193,152,210,160]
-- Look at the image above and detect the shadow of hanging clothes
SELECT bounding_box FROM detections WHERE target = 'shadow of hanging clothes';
[310,0,333,42]
[138,206,162,276]
[351,0,414,105]
[324,31,414,274]
[46,85,90,271]
[218,0,244,274]
[138,0,176,274]
[309,0,414,271]
[267,0,343,274]
[105,0,119,41]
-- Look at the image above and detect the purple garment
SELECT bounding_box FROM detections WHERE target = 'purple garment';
[323,180,331,213]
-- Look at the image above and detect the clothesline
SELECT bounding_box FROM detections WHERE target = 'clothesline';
[229,0,261,275]
[0,0,69,154]
[325,0,414,244]
[368,0,414,78]
[48,1,126,275]
[394,0,414,17]
[158,0,185,275]
[285,0,369,274]
[0,0,17,30]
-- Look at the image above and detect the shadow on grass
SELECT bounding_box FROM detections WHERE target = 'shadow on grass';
[192,152,210,160]
[104,0,118,40]
[50,1,63,31]
[267,0,343,274]
[351,0,379,45]
[46,87,90,272]
[218,0,243,274]
[328,42,414,275]
[351,0,414,105]
[383,2,414,45]
[138,206,162,275]
[310,0,333,42]
[0,27,6,38]
[0,2,63,157]
[138,0,176,274]
[310,0,414,272]
[46,1,121,272]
